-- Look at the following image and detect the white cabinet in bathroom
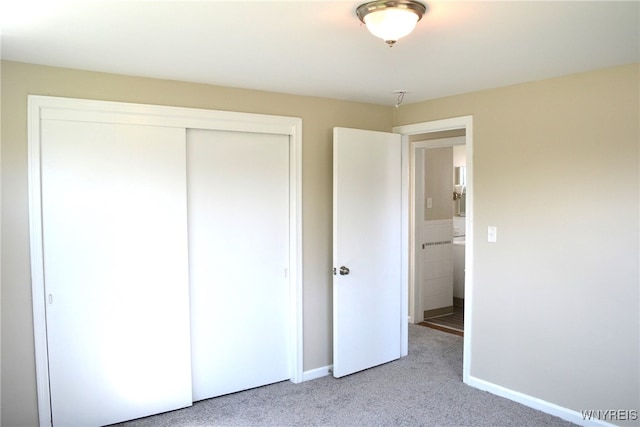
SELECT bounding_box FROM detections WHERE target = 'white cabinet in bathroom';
[453,216,466,299]
[453,239,466,299]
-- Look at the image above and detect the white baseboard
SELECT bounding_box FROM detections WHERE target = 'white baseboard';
[466,375,616,427]
[302,365,332,382]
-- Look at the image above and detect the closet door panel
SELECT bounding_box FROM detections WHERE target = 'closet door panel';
[187,129,290,400]
[41,120,192,426]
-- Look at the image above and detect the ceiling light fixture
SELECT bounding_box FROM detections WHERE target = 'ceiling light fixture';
[356,0,428,47]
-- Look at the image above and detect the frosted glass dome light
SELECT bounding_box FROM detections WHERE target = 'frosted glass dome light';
[356,1,427,47]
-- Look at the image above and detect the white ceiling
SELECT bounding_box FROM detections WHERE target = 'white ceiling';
[1,0,638,106]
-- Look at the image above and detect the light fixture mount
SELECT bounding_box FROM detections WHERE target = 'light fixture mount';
[356,0,428,46]
[393,90,407,108]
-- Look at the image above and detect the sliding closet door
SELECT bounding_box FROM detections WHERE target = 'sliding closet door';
[41,120,193,426]
[187,129,290,400]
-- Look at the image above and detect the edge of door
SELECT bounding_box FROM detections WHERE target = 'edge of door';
[393,115,473,385]
[27,95,304,426]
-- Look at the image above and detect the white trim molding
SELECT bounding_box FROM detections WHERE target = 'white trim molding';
[302,365,333,382]
[466,376,617,427]
[28,95,304,426]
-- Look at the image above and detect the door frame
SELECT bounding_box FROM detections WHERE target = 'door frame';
[27,95,304,426]
[394,115,473,384]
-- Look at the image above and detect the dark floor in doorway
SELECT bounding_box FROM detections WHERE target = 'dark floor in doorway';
[419,305,464,336]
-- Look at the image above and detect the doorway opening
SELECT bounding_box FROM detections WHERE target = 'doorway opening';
[414,136,466,336]
[394,115,473,384]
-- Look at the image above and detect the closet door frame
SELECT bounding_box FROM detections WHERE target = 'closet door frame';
[28,95,303,426]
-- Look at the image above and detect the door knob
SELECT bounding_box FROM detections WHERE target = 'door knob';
[339,266,350,275]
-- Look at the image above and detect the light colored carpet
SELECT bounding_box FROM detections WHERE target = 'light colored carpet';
[116,325,575,426]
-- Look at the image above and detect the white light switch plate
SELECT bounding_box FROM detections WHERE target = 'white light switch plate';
[427,198,432,209]
[488,226,497,243]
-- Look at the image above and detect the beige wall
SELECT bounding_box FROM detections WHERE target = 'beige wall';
[395,64,640,424]
[0,60,391,425]
[453,145,466,168]
[2,60,638,426]
[424,147,453,221]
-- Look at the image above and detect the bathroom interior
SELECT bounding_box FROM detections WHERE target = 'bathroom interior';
[414,134,466,335]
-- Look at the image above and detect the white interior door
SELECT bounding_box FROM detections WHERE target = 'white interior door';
[41,120,193,426]
[332,127,403,378]
[187,129,290,400]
